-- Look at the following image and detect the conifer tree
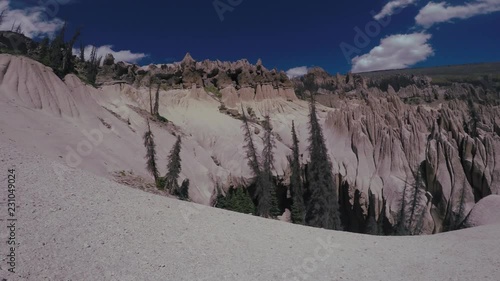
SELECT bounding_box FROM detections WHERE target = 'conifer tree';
[153,82,160,117]
[378,191,388,235]
[365,189,381,235]
[395,181,409,235]
[38,37,50,65]
[241,108,269,216]
[408,168,427,235]
[242,108,260,177]
[467,97,479,138]
[178,179,190,201]
[79,42,85,62]
[165,136,182,193]
[148,76,154,114]
[0,10,5,26]
[49,22,66,73]
[86,46,101,85]
[455,179,468,227]
[446,178,468,231]
[262,115,279,217]
[143,121,159,184]
[14,24,22,34]
[413,195,429,235]
[289,121,305,224]
[394,168,428,235]
[409,171,422,224]
[305,95,341,230]
[62,27,81,76]
[216,187,255,214]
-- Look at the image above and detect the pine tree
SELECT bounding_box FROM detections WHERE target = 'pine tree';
[394,168,428,235]
[216,187,255,214]
[413,195,429,235]
[447,178,468,231]
[467,97,479,138]
[38,37,50,65]
[143,121,159,185]
[270,184,280,217]
[454,179,468,229]
[378,191,388,235]
[289,121,305,224]
[79,42,85,62]
[262,115,279,217]
[241,108,268,216]
[86,46,101,85]
[409,173,421,224]
[177,179,190,201]
[0,10,5,26]
[165,136,182,193]
[305,95,341,230]
[62,27,81,76]
[408,168,426,235]
[153,82,160,117]
[15,24,22,34]
[365,189,380,235]
[49,22,66,73]
[395,181,409,235]
[242,108,260,177]
[149,76,154,114]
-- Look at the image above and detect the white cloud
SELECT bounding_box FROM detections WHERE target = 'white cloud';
[0,0,65,38]
[373,0,417,20]
[351,33,433,73]
[416,0,500,28]
[73,45,147,65]
[286,66,308,79]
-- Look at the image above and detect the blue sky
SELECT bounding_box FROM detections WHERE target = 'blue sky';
[1,0,500,75]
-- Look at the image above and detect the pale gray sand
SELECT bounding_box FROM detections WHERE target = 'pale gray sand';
[1,141,499,281]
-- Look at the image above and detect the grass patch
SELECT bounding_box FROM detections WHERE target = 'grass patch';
[205,85,222,99]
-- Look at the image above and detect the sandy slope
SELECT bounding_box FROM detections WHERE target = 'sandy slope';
[1,142,499,281]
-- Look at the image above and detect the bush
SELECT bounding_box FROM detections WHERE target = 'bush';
[215,187,255,214]
[157,115,168,123]
[156,176,166,190]
[175,179,190,201]
[205,85,222,99]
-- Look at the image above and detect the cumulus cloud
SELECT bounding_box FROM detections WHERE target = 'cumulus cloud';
[351,33,433,73]
[0,0,65,38]
[286,66,308,79]
[416,0,500,28]
[73,45,147,65]
[373,0,417,20]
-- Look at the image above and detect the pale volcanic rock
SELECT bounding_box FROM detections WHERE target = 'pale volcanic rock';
[2,140,500,280]
[464,195,500,227]
[1,54,499,234]
[220,86,240,108]
[238,87,256,102]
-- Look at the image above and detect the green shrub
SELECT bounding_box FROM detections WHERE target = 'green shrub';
[175,179,190,201]
[156,176,166,190]
[216,187,255,214]
[205,85,222,99]
[157,115,168,123]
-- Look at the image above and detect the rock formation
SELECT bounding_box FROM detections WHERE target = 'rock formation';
[97,53,297,105]
[1,53,499,235]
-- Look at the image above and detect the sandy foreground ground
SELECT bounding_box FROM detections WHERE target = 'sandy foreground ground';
[0,141,499,281]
